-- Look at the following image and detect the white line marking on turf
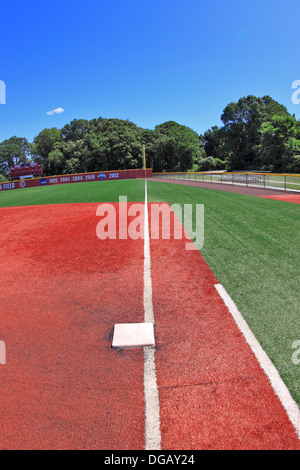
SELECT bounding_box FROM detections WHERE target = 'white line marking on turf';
[143,180,161,450]
[0,341,6,365]
[215,283,300,439]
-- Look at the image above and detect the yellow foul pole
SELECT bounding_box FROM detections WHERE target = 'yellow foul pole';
[142,144,146,169]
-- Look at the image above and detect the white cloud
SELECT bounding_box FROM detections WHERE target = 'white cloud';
[46,107,64,116]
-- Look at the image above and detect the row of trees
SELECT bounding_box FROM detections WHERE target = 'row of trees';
[200,95,300,173]
[0,119,204,180]
[0,95,299,181]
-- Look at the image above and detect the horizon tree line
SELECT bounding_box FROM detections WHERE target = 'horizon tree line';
[1,95,300,182]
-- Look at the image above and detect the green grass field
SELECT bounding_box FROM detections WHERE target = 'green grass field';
[1,179,299,406]
[0,180,144,207]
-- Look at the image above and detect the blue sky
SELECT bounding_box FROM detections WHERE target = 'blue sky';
[0,0,300,143]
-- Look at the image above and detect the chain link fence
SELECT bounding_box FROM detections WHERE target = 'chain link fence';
[152,172,300,192]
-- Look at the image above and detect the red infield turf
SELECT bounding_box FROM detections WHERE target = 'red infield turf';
[0,203,145,450]
[258,194,300,204]
[0,202,299,450]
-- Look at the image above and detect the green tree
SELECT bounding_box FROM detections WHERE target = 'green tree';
[258,115,300,171]
[61,119,91,142]
[60,140,88,173]
[288,155,300,173]
[154,121,202,171]
[32,128,62,175]
[96,119,143,170]
[197,156,217,171]
[200,126,225,159]
[47,147,65,175]
[141,129,158,170]
[220,95,291,170]
[83,131,110,172]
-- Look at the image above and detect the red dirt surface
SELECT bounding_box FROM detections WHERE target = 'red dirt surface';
[0,203,145,450]
[258,194,300,204]
[0,202,299,450]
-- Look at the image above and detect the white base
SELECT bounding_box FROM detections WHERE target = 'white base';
[112,322,155,349]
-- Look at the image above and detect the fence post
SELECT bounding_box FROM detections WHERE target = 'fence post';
[284,175,286,191]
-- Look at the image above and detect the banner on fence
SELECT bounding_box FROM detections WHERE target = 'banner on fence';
[0,168,152,191]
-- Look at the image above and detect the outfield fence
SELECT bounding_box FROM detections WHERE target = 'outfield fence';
[152,171,300,192]
[0,168,152,192]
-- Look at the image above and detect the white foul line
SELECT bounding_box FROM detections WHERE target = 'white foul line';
[143,180,161,450]
[215,283,300,439]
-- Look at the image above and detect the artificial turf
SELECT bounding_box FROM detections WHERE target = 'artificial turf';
[1,178,299,406]
[0,179,145,207]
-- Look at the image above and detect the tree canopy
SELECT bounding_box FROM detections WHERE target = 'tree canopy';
[0,136,32,179]
[1,95,300,181]
[0,118,203,179]
[200,95,300,172]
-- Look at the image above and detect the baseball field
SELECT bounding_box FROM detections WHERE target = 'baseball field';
[0,178,299,450]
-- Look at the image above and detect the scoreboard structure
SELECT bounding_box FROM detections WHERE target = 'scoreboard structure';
[10,163,43,179]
